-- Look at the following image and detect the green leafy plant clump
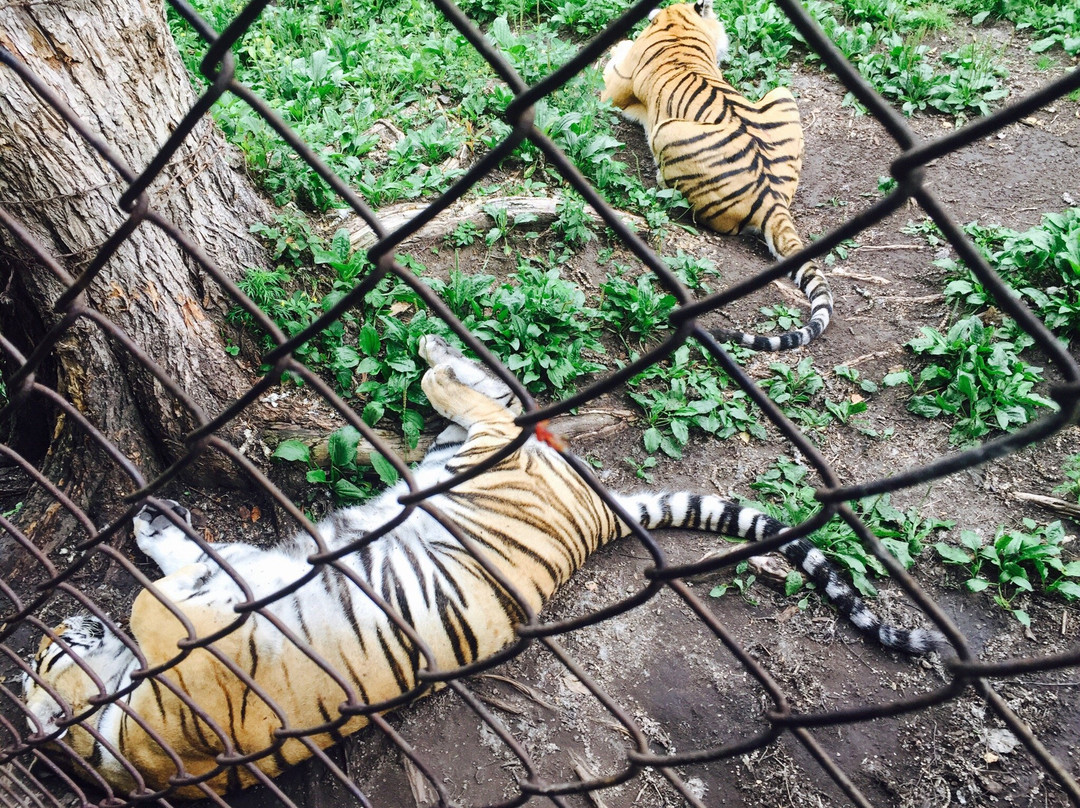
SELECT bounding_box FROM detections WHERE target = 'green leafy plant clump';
[760,356,830,431]
[716,0,1013,119]
[1055,455,1080,504]
[167,0,1036,226]
[958,0,1080,55]
[599,270,677,344]
[234,219,446,449]
[941,207,1080,342]
[273,425,399,505]
[853,34,1008,117]
[431,258,607,397]
[628,343,766,459]
[935,519,1080,626]
[885,315,1056,445]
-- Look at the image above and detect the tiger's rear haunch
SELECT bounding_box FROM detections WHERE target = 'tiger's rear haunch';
[601,0,833,351]
[22,337,942,798]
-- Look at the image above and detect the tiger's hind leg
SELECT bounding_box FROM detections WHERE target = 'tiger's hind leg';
[133,500,206,576]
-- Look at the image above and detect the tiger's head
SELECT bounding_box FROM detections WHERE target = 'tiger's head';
[22,615,132,739]
[645,0,729,62]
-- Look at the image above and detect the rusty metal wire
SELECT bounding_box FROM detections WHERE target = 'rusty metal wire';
[1,0,1079,806]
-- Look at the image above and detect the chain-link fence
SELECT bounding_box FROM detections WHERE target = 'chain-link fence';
[1,0,1079,806]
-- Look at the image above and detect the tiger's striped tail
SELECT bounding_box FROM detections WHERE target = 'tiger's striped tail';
[709,208,833,352]
[614,491,945,655]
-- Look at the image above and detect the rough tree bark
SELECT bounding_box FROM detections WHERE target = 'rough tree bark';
[0,0,276,541]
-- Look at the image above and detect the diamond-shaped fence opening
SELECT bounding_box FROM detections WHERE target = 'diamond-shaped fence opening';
[1,0,1079,806]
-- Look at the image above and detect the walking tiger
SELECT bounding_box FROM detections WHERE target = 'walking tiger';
[23,335,941,796]
[601,0,833,351]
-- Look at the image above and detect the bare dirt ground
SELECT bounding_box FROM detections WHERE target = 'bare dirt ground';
[3,19,1080,808]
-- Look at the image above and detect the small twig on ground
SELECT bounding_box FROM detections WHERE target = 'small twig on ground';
[831,267,891,284]
[876,293,944,304]
[854,244,928,252]
[473,673,558,712]
[836,347,901,368]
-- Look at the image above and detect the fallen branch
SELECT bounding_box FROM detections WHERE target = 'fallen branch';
[335,195,647,253]
[1014,492,1080,522]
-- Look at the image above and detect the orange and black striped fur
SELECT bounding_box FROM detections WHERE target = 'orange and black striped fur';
[23,336,941,797]
[601,0,832,350]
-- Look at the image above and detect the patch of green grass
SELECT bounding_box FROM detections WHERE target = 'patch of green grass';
[833,364,880,395]
[479,203,541,250]
[829,366,893,438]
[884,316,1056,446]
[624,454,659,484]
[170,0,658,214]
[663,250,722,292]
[759,356,832,431]
[551,195,596,249]
[901,216,945,246]
[755,304,804,332]
[628,343,766,459]
[716,0,798,96]
[747,456,954,597]
[822,237,859,266]
[239,246,610,448]
[1054,455,1080,503]
[233,222,393,393]
[431,257,607,397]
[599,270,677,345]
[935,520,1080,626]
[851,33,1008,117]
[273,426,392,505]
[833,0,954,31]
[170,0,504,210]
[940,208,1080,343]
[935,41,1010,117]
[232,225,462,447]
[956,0,1080,55]
[169,0,1023,229]
[708,560,759,602]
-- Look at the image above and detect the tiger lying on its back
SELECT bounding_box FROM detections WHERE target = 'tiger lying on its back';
[23,336,942,797]
[601,0,833,351]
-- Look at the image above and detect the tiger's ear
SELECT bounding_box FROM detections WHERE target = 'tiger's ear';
[693,0,715,17]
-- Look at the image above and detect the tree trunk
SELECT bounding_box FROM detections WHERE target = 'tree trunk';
[0,0,276,539]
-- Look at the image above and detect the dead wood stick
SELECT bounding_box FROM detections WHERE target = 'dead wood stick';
[1013,492,1080,521]
[336,195,647,253]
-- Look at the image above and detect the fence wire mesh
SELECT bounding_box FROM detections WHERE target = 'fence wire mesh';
[0,0,1079,806]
